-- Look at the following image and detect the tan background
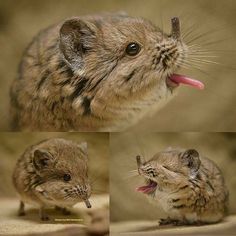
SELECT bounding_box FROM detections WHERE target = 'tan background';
[110,132,236,222]
[0,0,236,131]
[0,132,109,197]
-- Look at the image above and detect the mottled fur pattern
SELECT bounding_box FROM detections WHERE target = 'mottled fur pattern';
[137,148,228,225]
[10,13,187,131]
[12,138,91,220]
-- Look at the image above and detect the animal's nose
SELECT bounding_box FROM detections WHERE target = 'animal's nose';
[84,199,91,208]
[171,17,181,40]
[136,155,142,167]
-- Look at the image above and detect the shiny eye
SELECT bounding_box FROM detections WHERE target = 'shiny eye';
[126,42,141,56]
[63,174,71,182]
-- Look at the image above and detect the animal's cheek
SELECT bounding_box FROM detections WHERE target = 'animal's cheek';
[160,176,179,188]
[41,181,68,192]
[157,172,166,180]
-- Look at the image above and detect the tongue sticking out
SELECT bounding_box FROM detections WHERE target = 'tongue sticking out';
[169,74,205,90]
[168,18,204,90]
[136,181,157,194]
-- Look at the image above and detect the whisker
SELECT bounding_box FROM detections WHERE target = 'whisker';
[186,58,236,71]
[123,173,139,180]
[183,24,232,45]
[187,54,218,58]
[187,58,220,65]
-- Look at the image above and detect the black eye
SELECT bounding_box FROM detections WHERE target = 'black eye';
[63,174,71,182]
[126,42,141,56]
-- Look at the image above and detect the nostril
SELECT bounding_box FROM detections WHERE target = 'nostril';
[84,199,91,208]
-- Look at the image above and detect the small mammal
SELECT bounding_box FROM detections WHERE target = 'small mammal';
[136,148,228,225]
[10,13,204,131]
[12,138,91,221]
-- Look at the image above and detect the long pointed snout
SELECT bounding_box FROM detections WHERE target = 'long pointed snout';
[84,199,91,208]
[171,17,181,40]
[136,155,142,168]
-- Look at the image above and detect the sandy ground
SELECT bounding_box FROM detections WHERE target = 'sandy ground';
[110,216,236,235]
[0,195,109,236]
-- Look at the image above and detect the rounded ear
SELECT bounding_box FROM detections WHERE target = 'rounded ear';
[59,18,97,69]
[33,149,55,170]
[78,142,88,155]
[181,149,201,173]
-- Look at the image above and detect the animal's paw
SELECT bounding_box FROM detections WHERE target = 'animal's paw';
[41,215,50,221]
[159,217,185,226]
[159,217,173,225]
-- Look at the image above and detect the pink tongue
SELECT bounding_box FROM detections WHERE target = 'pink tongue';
[136,182,157,194]
[170,74,205,90]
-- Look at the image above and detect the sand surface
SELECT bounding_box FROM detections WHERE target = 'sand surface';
[111,216,236,235]
[0,195,108,236]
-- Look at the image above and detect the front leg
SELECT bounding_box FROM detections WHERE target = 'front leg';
[159,217,186,226]
[18,201,25,216]
[62,207,71,215]
[39,206,50,221]
[159,217,173,225]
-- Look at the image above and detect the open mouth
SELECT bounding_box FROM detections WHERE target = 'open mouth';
[167,74,205,90]
[136,179,158,194]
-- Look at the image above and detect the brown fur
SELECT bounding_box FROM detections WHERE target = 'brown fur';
[12,138,91,220]
[137,148,228,225]
[10,13,187,131]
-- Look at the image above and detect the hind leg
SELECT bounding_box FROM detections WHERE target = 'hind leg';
[18,201,25,216]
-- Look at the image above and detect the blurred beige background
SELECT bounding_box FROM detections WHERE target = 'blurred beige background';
[0,0,236,131]
[0,132,109,197]
[110,132,236,222]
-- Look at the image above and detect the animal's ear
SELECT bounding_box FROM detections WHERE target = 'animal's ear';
[33,149,55,170]
[78,142,88,155]
[59,18,97,69]
[181,149,201,173]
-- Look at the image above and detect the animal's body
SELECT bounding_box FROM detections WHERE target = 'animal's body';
[12,138,91,220]
[10,13,203,131]
[136,148,228,225]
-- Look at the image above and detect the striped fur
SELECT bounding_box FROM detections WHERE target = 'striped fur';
[137,148,228,224]
[10,13,187,131]
[12,138,91,219]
